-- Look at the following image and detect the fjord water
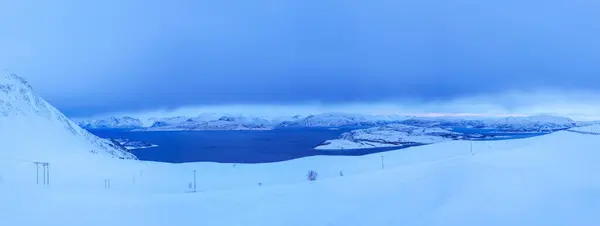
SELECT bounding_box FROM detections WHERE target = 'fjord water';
[89,128,545,163]
[89,129,400,163]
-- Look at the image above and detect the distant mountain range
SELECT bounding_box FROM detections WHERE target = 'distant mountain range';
[77,116,144,129]
[76,113,583,133]
[400,115,577,133]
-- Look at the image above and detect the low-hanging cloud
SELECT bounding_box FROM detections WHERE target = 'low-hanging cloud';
[2,0,600,117]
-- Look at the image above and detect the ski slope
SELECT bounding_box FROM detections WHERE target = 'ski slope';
[3,130,600,226]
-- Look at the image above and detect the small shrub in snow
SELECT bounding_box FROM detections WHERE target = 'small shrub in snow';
[307,170,318,181]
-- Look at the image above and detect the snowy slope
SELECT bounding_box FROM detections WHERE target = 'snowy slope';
[77,116,144,129]
[0,71,136,161]
[316,124,463,150]
[3,130,600,226]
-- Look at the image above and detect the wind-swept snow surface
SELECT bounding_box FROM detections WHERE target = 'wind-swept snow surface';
[3,130,600,226]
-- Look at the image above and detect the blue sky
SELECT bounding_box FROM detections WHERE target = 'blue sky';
[2,0,600,118]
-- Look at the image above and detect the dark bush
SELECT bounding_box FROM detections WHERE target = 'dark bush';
[307,170,318,181]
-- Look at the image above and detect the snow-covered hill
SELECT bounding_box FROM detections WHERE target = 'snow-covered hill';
[77,116,144,129]
[0,71,136,161]
[316,124,467,150]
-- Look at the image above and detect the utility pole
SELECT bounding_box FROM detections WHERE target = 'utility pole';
[470,141,473,155]
[42,163,46,185]
[35,162,39,184]
[34,162,49,185]
[381,156,385,169]
[193,170,197,192]
[46,163,49,185]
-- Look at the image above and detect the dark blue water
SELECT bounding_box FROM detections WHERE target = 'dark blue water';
[89,129,403,163]
[89,128,545,164]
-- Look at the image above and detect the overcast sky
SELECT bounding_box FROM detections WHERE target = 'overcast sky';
[2,0,600,118]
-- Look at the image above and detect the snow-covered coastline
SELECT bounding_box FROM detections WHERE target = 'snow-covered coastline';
[110,138,159,150]
[316,124,469,150]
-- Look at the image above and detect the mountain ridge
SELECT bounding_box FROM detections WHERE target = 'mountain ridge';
[77,113,579,133]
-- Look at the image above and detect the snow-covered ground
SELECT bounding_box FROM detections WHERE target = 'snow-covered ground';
[4,130,600,226]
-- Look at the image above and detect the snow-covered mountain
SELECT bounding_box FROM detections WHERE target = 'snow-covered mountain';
[400,117,487,129]
[146,116,190,128]
[400,115,576,132]
[315,124,467,150]
[80,112,577,133]
[277,113,409,128]
[576,120,600,127]
[144,115,277,131]
[0,71,136,160]
[77,116,144,129]
[484,115,576,132]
